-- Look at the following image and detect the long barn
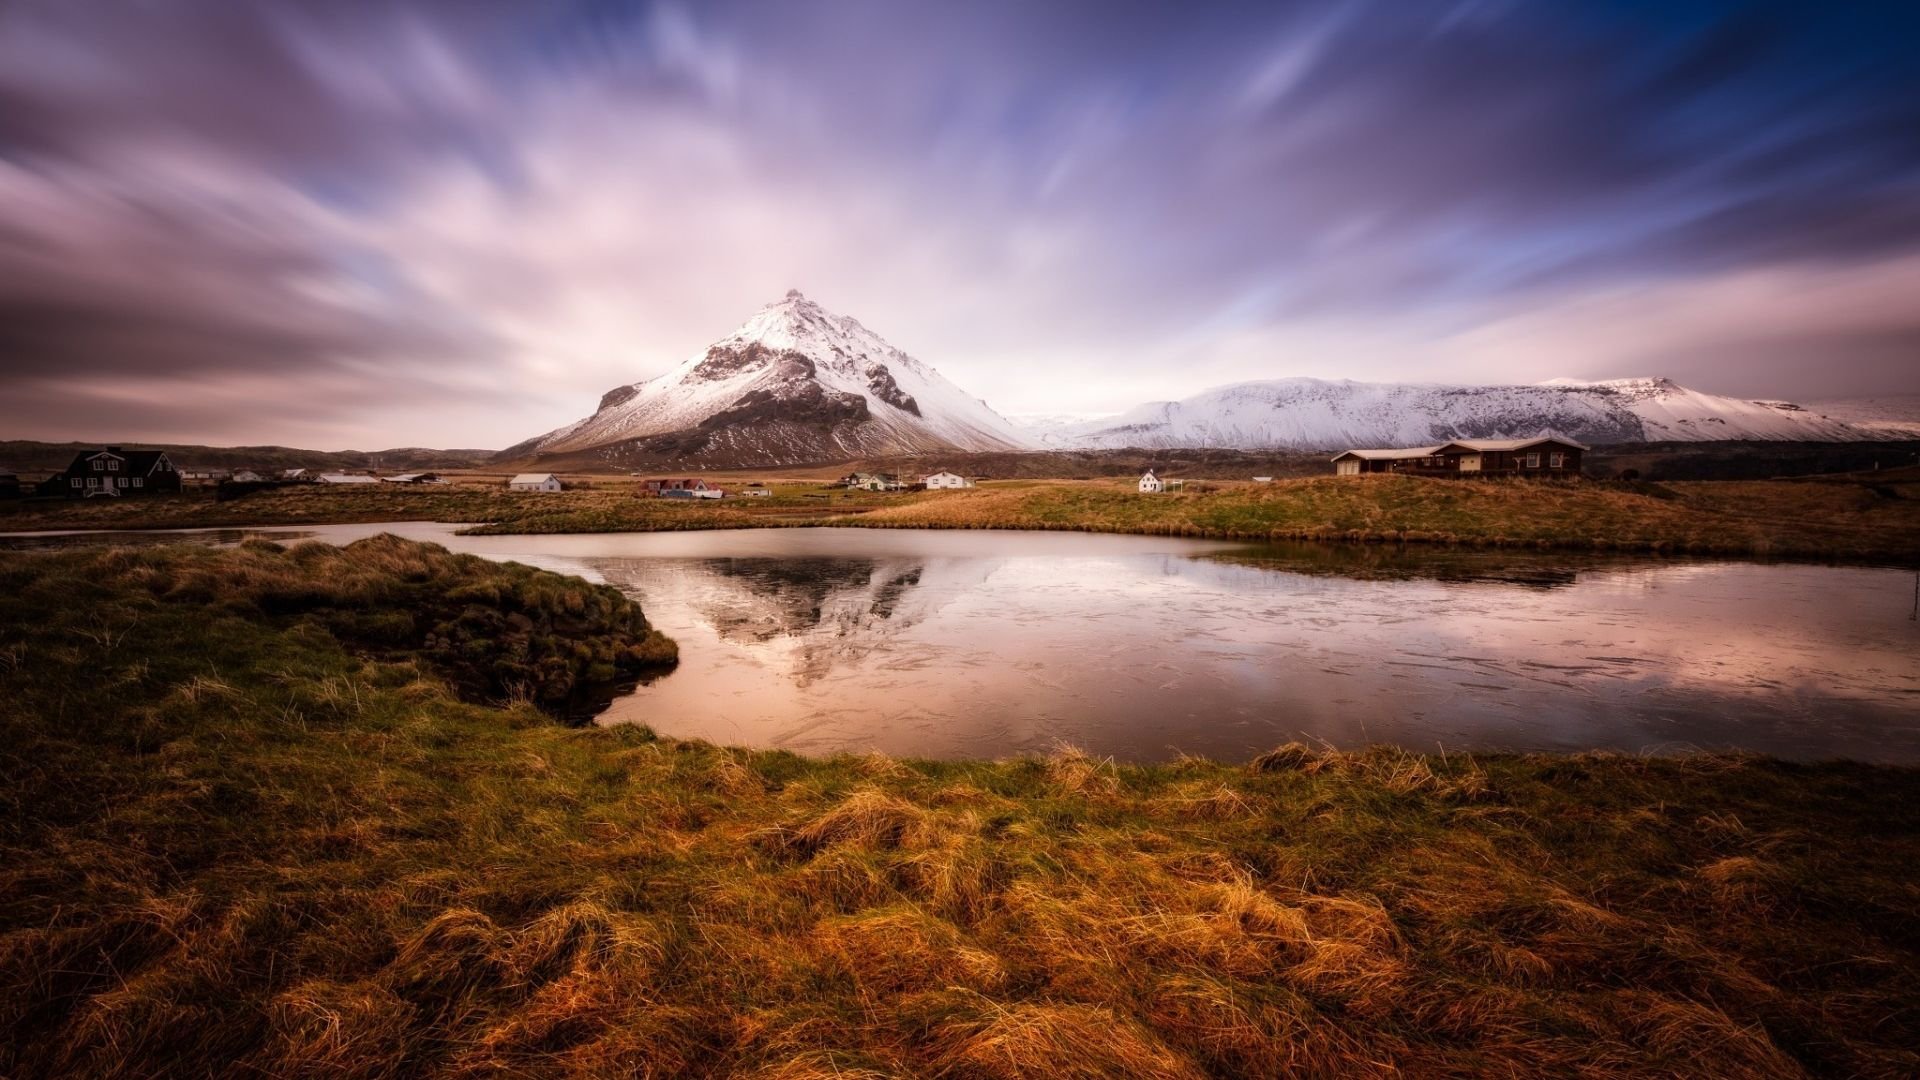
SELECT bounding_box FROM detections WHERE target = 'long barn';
[1332,436,1587,477]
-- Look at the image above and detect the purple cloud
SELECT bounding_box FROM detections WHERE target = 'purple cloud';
[1,0,1916,447]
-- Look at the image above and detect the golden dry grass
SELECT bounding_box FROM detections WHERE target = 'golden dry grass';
[4,472,1918,562]
[2,539,1918,1077]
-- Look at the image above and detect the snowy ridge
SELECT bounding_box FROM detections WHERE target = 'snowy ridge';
[1799,394,1920,438]
[1024,377,1885,450]
[515,291,1031,464]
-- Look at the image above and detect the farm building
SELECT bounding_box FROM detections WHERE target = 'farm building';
[180,468,231,485]
[381,473,444,485]
[843,472,905,492]
[922,471,972,489]
[1138,470,1164,493]
[230,470,269,483]
[741,485,772,497]
[316,473,379,485]
[510,473,564,492]
[281,468,312,481]
[641,478,720,497]
[1332,436,1587,477]
[0,469,20,499]
[48,448,183,498]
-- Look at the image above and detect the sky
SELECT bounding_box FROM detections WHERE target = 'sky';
[2,0,1918,450]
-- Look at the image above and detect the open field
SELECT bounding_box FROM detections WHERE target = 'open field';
[11,439,1917,488]
[6,472,1918,562]
[2,537,1916,1077]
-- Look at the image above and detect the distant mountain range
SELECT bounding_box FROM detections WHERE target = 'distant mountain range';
[1802,394,1920,439]
[16,295,1903,475]
[500,291,1029,467]
[1019,377,1896,450]
[0,441,495,475]
[499,294,1900,466]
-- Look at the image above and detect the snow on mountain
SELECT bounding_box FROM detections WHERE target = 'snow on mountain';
[1801,394,1920,438]
[1025,376,1886,450]
[507,291,1032,465]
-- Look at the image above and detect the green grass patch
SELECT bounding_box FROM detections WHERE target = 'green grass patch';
[1,538,1917,1076]
[7,473,1916,563]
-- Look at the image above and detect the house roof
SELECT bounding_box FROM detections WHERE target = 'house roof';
[1438,435,1591,453]
[317,473,379,484]
[71,448,173,474]
[1332,435,1589,461]
[510,473,558,484]
[1330,446,1445,462]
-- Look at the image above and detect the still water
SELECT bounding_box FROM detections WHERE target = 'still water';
[6,523,1917,762]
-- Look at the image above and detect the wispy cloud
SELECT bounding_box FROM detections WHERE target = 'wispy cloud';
[1,0,1916,446]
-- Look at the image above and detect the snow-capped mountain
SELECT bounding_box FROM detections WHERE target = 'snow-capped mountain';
[1025,377,1886,450]
[504,291,1031,465]
[1802,394,1920,438]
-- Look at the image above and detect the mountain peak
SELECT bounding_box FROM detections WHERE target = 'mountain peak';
[509,293,1032,465]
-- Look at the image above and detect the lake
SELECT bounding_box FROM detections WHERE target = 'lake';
[5,523,1917,762]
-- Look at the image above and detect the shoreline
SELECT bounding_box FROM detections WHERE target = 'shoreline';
[5,536,1918,1075]
[7,509,1920,569]
[1,471,1918,565]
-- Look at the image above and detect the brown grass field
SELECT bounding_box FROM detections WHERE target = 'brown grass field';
[4,471,1918,562]
[2,537,1918,1077]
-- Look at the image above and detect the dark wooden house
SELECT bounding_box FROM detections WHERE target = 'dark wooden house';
[49,448,183,497]
[1332,436,1586,478]
[0,469,21,499]
[640,477,716,496]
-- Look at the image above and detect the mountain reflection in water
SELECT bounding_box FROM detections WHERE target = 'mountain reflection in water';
[5,524,1916,762]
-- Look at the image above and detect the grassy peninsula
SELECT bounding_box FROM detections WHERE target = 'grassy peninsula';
[6,471,1918,562]
[2,537,1917,1077]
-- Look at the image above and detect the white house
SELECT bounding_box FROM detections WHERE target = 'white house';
[923,471,972,490]
[1252,476,1274,483]
[741,485,772,497]
[1138,470,1164,493]
[316,473,378,485]
[509,473,563,493]
[230,470,268,483]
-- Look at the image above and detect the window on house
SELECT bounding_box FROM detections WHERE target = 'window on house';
[1549,452,1565,468]
[1525,453,1541,468]
[88,477,99,487]
[108,460,119,471]
[71,478,81,488]
[93,459,104,470]
[118,477,127,487]
[132,477,143,488]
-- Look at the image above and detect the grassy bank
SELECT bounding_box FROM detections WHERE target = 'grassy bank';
[3,538,1918,1077]
[5,473,1918,562]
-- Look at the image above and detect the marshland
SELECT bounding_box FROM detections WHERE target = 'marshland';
[12,1,1920,1075]
[3,535,1918,1077]
[5,469,1920,561]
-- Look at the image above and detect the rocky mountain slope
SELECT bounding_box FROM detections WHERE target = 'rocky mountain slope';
[1024,377,1887,450]
[502,292,1030,467]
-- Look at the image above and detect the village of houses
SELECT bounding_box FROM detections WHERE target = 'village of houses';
[0,436,1589,502]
